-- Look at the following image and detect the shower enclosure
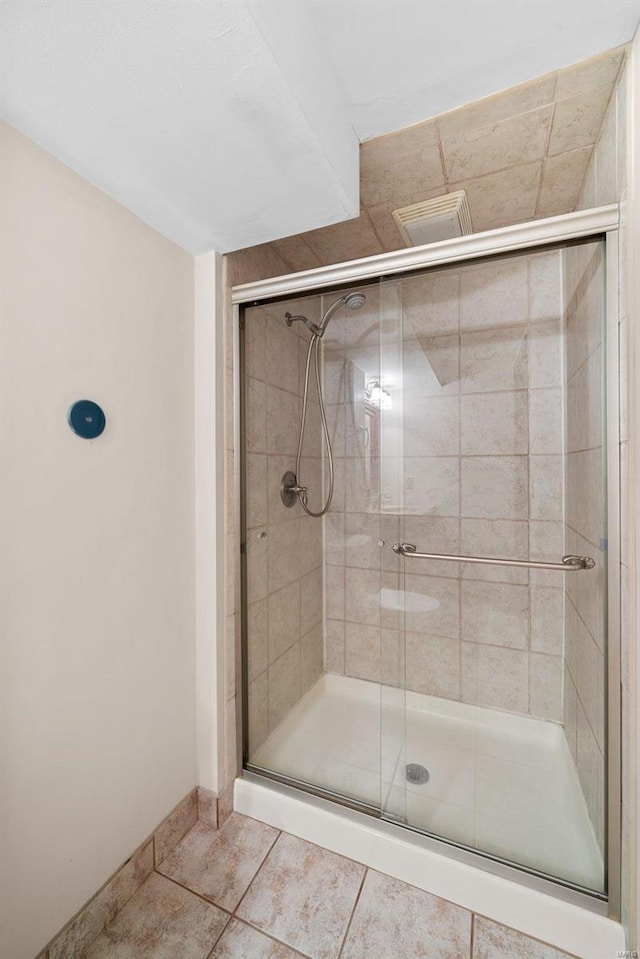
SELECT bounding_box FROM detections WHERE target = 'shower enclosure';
[235,210,620,910]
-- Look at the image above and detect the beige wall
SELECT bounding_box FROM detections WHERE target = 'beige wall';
[0,122,196,959]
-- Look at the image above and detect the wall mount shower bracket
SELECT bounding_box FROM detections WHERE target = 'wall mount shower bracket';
[281,470,306,508]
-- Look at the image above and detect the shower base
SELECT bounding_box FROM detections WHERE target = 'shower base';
[251,672,603,892]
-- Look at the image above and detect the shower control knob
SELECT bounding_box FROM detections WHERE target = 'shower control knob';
[378,540,386,548]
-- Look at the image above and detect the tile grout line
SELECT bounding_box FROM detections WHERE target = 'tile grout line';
[469,911,476,958]
[336,867,368,959]
[230,827,283,918]
[154,869,235,915]
[220,916,317,959]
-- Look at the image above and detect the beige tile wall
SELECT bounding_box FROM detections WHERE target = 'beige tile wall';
[322,251,566,721]
[575,54,634,923]
[243,294,324,757]
[262,47,626,269]
[562,240,607,856]
[222,246,295,787]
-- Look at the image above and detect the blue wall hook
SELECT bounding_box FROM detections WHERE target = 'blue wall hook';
[68,400,106,439]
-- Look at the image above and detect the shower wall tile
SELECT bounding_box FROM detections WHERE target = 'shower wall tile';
[403,573,460,640]
[268,643,302,732]
[402,456,459,516]
[536,147,592,219]
[460,391,528,455]
[530,587,564,655]
[405,633,460,700]
[267,454,302,525]
[345,512,382,569]
[461,456,528,520]
[346,567,381,627]
[268,581,300,664]
[401,271,459,337]
[461,643,529,714]
[563,664,578,760]
[528,319,564,390]
[246,453,267,529]
[459,326,527,393]
[576,697,605,852]
[248,671,268,754]
[246,377,267,452]
[325,619,345,673]
[529,389,563,454]
[247,596,269,682]
[245,307,267,380]
[403,393,460,456]
[325,249,565,725]
[266,386,300,456]
[266,319,300,395]
[460,258,528,332]
[529,455,563,521]
[267,519,300,593]
[326,565,345,621]
[403,334,460,395]
[529,653,563,721]
[461,581,529,649]
[460,518,528,584]
[301,623,324,692]
[325,510,345,564]
[345,622,382,682]
[243,295,324,763]
[381,628,405,687]
[301,568,323,635]
[562,236,606,856]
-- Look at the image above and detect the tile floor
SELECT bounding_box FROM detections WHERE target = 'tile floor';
[252,674,603,890]
[85,810,577,959]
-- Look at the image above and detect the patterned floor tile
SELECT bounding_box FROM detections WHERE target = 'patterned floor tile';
[340,870,471,959]
[158,814,279,910]
[473,916,577,959]
[237,832,365,959]
[210,919,307,958]
[84,873,228,959]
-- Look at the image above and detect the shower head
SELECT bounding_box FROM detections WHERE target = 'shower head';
[344,292,366,310]
[317,291,366,337]
[286,291,367,339]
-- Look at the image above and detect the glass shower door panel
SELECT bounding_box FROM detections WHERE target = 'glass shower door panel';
[377,278,407,824]
[379,242,607,894]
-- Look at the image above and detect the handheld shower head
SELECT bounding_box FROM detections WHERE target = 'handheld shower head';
[316,291,366,337]
[344,292,366,310]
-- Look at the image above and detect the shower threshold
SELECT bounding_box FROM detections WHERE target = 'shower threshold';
[250,673,603,893]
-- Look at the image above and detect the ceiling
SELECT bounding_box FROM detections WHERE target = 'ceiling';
[267,45,626,271]
[1,0,638,254]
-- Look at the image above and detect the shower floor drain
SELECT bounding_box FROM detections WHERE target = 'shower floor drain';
[406,763,430,785]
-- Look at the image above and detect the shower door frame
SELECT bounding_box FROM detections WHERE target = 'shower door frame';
[232,205,621,919]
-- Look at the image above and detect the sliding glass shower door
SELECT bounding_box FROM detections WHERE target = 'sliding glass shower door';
[377,241,608,892]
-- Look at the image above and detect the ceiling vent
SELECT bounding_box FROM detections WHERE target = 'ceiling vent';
[392,191,472,247]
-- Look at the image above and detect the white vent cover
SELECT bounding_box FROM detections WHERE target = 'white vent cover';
[392,191,472,247]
